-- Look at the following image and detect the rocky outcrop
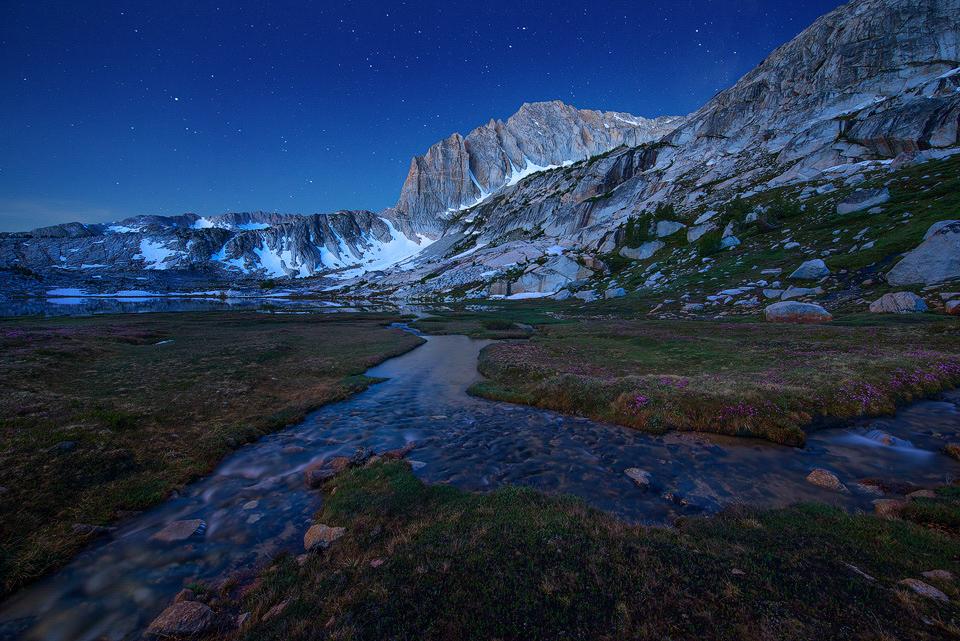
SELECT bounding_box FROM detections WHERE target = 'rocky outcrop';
[887,221,960,286]
[837,188,890,215]
[395,101,684,234]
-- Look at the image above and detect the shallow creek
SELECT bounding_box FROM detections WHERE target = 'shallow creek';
[2,331,960,640]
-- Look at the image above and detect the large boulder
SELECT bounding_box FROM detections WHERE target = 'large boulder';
[687,222,717,243]
[619,241,663,260]
[869,292,928,313]
[887,221,960,286]
[765,302,832,323]
[836,188,890,215]
[145,601,216,638]
[789,259,830,280]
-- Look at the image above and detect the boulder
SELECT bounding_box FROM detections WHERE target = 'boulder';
[887,221,960,286]
[899,578,949,602]
[512,255,594,295]
[304,456,352,489]
[605,287,627,299]
[304,524,345,551]
[806,468,846,492]
[868,292,927,313]
[552,289,572,301]
[145,601,215,638]
[922,570,955,582]
[947,300,960,316]
[573,290,598,302]
[789,259,830,280]
[655,221,685,238]
[925,220,959,240]
[720,235,741,249]
[765,302,832,323]
[624,468,652,488]
[836,188,890,215]
[762,289,784,299]
[619,241,663,261]
[151,519,206,543]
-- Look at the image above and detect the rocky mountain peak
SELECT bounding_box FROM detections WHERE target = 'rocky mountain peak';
[394,100,684,234]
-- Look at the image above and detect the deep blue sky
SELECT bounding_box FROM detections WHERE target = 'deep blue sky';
[0,0,846,231]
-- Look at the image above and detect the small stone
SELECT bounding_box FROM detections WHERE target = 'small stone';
[145,601,215,638]
[241,500,259,510]
[899,578,949,602]
[906,489,937,500]
[262,599,290,622]
[922,570,955,583]
[236,612,251,628]
[151,519,205,543]
[605,287,627,299]
[370,558,385,568]
[624,468,652,488]
[806,468,846,492]
[304,524,345,551]
[731,568,746,576]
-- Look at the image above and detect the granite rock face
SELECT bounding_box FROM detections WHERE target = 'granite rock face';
[394,101,684,234]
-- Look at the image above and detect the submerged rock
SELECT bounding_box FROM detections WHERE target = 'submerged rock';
[151,519,205,543]
[806,468,846,492]
[624,468,652,488]
[764,302,832,323]
[869,292,927,313]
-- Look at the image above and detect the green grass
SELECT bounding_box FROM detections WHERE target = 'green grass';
[225,461,960,641]
[470,316,960,446]
[0,311,423,596]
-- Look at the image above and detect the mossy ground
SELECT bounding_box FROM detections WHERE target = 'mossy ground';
[0,311,422,595]
[225,461,960,641]
[458,314,960,446]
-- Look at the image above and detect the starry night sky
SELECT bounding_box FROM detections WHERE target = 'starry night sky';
[0,0,847,231]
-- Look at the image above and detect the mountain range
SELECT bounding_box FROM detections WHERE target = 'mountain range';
[2,0,959,310]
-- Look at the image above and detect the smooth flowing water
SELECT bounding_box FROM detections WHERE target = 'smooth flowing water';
[2,331,960,640]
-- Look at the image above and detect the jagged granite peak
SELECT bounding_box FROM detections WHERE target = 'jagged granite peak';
[395,100,684,234]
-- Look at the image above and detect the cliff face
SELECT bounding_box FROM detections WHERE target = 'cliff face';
[394,101,684,234]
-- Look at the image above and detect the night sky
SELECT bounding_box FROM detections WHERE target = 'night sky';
[0,0,847,231]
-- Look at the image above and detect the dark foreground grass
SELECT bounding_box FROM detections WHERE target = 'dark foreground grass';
[0,312,423,596]
[226,461,960,641]
[471,316,960,446]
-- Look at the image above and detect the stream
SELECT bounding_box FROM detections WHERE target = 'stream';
[1,330,959,640]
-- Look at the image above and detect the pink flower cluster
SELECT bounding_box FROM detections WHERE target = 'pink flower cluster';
[631,394,650,411]
[717,402,759,420]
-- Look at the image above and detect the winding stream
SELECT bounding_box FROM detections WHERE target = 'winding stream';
[2,330,960,640]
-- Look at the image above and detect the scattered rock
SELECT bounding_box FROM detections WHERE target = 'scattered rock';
[764,302,832,324]
[836,188,890,215]
[682,302,705,312]
[806,468,846,492]
[605,287,627,299]
[899,578,949,602]
[762,289,784,299]
[304,524,345,552]
[869,292,927,313]
[873,499,907,519]
[145,601,215,638]
[151,519,206,543]
[624,468,652,488]
[573,290,598,302]
[552,289,572,301]
[789,259,830,280]
[780,286,823,300]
